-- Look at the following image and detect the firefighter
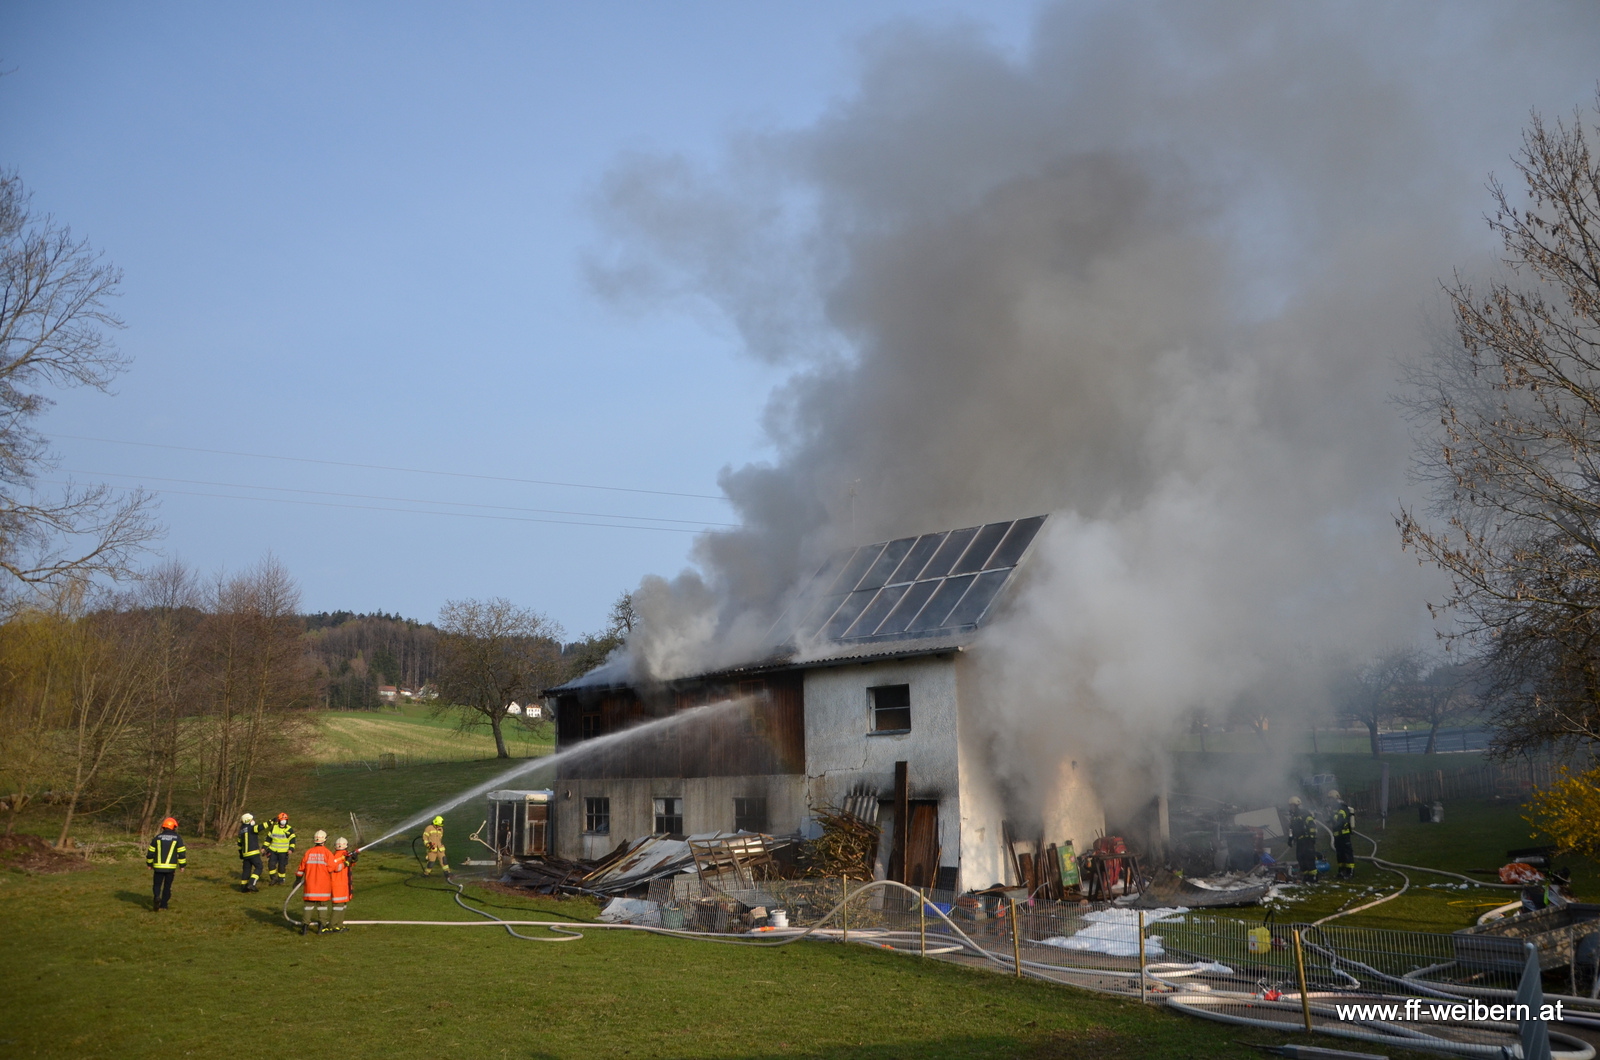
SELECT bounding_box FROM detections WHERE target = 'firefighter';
[421,815,449,876]
[1287,796,1318,884]
[296,829,334,935]
[146,816,187,911]
[1329,790,1356,879]
[265,812,296,885]
[328,837,358,933]
[236,812,264,892]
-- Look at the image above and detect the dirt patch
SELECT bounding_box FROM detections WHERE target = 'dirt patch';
[0,833,94,874]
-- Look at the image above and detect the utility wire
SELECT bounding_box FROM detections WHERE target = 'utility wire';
[37,479,731,536]
[50,433,730,502]
[58,468,740,528]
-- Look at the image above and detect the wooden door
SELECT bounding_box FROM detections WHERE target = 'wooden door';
[905,801,939,889]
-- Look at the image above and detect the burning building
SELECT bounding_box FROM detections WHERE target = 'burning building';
[544,514,1104,893]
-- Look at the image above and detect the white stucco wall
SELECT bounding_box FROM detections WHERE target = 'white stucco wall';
[802,655,963,876]
[549,775,807,861]
[954,652,1105,889]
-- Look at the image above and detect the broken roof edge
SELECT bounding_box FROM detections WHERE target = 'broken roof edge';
[543,635,971,697]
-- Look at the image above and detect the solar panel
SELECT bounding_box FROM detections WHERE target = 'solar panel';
[784,515,1047,645]
[919,526,979,580]
[907,574,977,632]
[950,521,1012,575]
[858,538,915,591]
[887,533,944,584]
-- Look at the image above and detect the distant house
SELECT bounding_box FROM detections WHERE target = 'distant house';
[399,687,417,699]
[506,702,523,716]
[378,685,398,702]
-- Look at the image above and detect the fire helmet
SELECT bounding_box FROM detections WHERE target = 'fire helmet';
[335,837,349,850]
[277,812,289,822]
[432,816,444,826]
[161,817,178,830]
[313,829,328,843]
[1328,790,1341,801]
[241,812,255,825]
[1288,796,1302,806]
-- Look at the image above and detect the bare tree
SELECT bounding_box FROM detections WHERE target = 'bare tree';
[435,597,563,758]
[1402,661,1481,754]
[1399,97,1600,753]
[127,560,202,836]
[193,557,313,837]
[0,172,158,590]
[1337,648,1421,757]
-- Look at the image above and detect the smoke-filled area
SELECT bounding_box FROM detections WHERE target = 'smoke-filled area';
[585,4,1600,813]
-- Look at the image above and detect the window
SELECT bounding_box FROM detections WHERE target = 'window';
[870,684,911,732]
[733,797,768,833]
[653,797,683,835]
[584,796,610,835]
[581,704,602,741]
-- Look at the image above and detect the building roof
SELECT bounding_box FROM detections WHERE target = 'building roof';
[548,514,1047,694]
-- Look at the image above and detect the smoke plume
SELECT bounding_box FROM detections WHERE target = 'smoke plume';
[586,3,1600,804]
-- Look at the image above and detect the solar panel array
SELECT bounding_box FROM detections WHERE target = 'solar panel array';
[785,515,1047,645]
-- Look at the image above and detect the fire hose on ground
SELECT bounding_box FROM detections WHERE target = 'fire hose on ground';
[305,862,1594,1058]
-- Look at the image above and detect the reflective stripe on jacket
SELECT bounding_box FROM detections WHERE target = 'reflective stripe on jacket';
[147,832,187,870]
[266,822,296,853]
[330,849,352,904]
[1332,805,1354,836]
[422,824,444,850]
[297,844,333,901]
[238,824,263,857]
[1290,812,1317,841]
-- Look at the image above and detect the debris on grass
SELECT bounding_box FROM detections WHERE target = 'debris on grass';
[0,833,93,874]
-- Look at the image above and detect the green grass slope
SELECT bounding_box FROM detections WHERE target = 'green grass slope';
[1,757,1321,1060]
[307,703,553,764]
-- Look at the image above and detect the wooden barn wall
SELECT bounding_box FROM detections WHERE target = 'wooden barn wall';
[555,674,803,779]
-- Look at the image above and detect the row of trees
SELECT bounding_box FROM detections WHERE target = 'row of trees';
[0,558,312,843]
[0,566,635,843]
[1201,650,1482,757]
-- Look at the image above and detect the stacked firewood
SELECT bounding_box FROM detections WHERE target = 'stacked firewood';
[798,806,880,880]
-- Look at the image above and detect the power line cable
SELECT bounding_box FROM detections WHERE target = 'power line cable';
[49,433,730,502]
[36,479,731,536]
[58,468,740,527]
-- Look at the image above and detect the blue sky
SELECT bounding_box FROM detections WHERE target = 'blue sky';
[0,2,1040,636]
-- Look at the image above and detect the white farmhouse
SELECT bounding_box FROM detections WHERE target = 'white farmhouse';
[544,515,1103,892]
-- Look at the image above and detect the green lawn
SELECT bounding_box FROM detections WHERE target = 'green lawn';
[1256,795,1599,932]
[307,702,554,765]
[0,757,1371,1060]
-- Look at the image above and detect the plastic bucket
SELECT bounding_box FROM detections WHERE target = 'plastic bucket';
[660,906,685,930]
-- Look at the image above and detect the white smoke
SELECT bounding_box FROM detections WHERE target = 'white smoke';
[584,4,1600,797]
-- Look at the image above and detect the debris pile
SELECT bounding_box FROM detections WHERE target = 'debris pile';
[798,807,879,880]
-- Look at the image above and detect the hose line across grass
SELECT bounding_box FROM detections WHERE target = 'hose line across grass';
[327,867,1594,1058]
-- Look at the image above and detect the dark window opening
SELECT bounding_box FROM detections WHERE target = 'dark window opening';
[584,796,610,835]
[581,705,602,741]
[871,684,911,732]
[733,797,768,833]
[654,797,683,835]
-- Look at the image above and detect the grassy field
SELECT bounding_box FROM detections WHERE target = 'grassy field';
[3,758,1337,1060]
[307,702,554,764]
[1256,794,1599,933]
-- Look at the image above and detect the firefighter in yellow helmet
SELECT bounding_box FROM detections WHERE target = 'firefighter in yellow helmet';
[421,816,449,876]
[1329,790,1356,879]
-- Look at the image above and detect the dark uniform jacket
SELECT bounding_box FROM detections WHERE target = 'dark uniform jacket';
[147,830,187,871]
[238,822,264,858]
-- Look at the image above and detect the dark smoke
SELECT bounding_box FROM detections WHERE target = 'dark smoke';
[585,4,1600,805]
